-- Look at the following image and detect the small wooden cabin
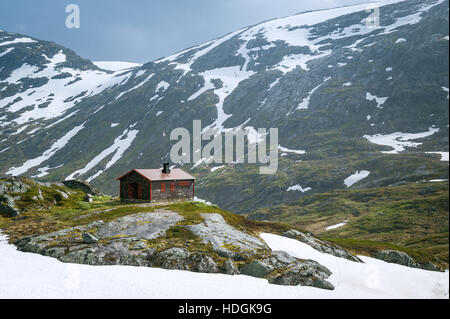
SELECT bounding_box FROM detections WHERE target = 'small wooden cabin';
[117,164,196,202]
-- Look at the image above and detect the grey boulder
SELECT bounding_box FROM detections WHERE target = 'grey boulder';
[375,250,441,272]
[82,233,99,244]
[240,260,274,278]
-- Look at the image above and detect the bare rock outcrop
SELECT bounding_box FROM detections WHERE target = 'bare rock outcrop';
[14,210,335,289]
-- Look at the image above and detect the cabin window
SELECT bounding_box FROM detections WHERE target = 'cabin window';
[178,181,191,187]
[170,182,175,192]
[161,183,166,193]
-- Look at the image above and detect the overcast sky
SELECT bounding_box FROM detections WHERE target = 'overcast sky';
[0,0,375,63]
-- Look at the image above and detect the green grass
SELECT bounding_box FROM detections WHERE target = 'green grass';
[2,177,447,269]
[92,195,114,202]
[192,148,448,216]
[0,178,169,241]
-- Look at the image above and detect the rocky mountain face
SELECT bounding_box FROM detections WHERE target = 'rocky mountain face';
[0,0,448,214]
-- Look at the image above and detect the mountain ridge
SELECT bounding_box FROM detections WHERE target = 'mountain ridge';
[0,0,448,215]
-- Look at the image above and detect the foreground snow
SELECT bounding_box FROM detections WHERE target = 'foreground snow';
[0,232,447,299]
[93,61,142,71]
[260,234,449,299]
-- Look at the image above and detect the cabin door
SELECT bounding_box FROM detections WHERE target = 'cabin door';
[128,183,133,199]
[128,183,142,199]
[137,183,143,199]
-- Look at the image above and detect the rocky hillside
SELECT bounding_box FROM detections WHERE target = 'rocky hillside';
[2,177,377,289]
[1,177,444,290]
[0,0,448,215]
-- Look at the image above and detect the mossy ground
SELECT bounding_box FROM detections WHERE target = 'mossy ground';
[1,195,282,270]
[2,177,447,269]
[193,150,448,216]
[0,181,294,260]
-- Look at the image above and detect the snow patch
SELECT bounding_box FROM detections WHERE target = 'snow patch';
[278,146,306,155]
[0,47,14,58]
[364,127,440,154]
[260,233,449,299]
[366,92,388,109]
[325,221,349,231]
[156,81,170,92]
[442,87,449,99]
[290,77,330,114]
[199,66,256,131]
[344,170,370,187]
[66,128,139,181]
[211,165,226,172]
[395,38,407,43]
[0,37,36,47]
[426,152,449,162]
[93,61,142,71]
[115,73,154,100]
[1,52,133,125]
[287,185,312,193]
[7,123,85,176]
[193,197,214,206]
[0,231,447,298]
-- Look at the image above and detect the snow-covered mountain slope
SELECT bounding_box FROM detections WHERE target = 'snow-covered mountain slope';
[0,32,139,126]
[0,231,447,298]
[92,61,143,72]
[0,0,448,213]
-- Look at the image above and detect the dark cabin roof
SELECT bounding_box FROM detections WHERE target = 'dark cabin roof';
[117,169,196,182]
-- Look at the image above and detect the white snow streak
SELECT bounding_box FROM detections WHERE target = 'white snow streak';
[325,221,349,230]
[66,128,139,181]
[0,37,36,47]
[291,77,331,114]
[278,145,306,155]
[344,170,371,187]
[0,47,14,58]
[115,73,154,100]
[287,185,312,193]
[6,123,85,176]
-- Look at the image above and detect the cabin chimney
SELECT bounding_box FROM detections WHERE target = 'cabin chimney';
[162,163,171,174]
